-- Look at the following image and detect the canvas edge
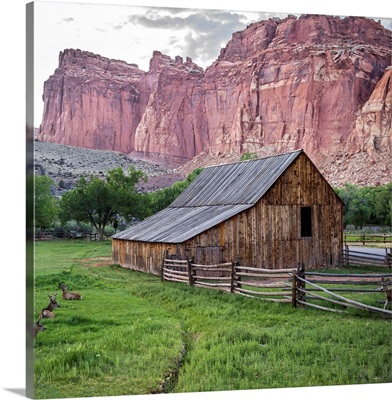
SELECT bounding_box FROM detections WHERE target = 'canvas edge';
[26,2,35,398]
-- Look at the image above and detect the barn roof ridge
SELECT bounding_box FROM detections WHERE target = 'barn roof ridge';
[203,148,303,169]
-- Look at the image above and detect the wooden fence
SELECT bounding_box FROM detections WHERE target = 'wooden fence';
[161,258,392,317]
[344,233,392,246]
[35,231,110,241]
[296,269,392,317]
[342,246,391,268]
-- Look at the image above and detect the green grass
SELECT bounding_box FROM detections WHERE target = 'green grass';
[33,240,392,398]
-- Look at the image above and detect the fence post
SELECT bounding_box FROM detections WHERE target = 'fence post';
[235,256,241,289]
[296,262,306,307]
[187,258,194,286]
[386,248,392,270]
[161,250,169,282]
[345,243,349,267]
[301,263,306,305]
[230,262,235,293]
[291,269,297,308]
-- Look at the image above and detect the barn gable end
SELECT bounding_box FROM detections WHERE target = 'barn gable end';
[112,150,343,274]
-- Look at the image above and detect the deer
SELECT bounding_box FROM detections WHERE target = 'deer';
[34,317,46,337]
[380,278,392,310]
[40,293,61,318]
[59,283,82,300]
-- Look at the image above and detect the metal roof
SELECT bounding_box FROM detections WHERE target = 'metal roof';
[112,204,251,243]
[171,150,302,207]
[112,149,303,243]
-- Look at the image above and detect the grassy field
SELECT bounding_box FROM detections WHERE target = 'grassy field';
[33,240,391,398]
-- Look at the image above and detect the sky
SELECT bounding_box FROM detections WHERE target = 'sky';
[32,0,392,127]
[1,2,392,400]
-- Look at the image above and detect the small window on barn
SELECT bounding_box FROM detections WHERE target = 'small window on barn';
[301,207,312,237]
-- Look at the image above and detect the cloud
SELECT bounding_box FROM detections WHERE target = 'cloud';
[124,8,268,66]
[62,17,74,23]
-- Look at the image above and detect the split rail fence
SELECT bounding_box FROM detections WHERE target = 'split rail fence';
[342,246,391,269]
[344,233,392,246]
[161,257,392,317]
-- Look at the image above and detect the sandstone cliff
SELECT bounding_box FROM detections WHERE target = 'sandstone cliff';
[37,14,392,184]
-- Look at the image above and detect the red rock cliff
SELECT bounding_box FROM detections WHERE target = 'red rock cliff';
[37,15,392,171]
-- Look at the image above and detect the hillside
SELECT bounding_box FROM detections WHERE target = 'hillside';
[34,141,184,195]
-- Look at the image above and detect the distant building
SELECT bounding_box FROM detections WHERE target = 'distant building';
[112,150,343,274]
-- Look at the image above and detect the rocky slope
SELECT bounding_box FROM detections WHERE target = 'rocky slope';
[34,141,184,196]
[37,14,392,186]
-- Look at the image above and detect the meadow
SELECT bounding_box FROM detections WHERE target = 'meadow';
[33,240,391,398]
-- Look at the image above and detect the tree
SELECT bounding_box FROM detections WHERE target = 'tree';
[34,175,59,230]
[59,167,147,240]
[240,152,258,161]
[334,183,391,229]
[372,183,392,227]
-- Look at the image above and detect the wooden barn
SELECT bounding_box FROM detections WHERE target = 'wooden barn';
[112,150,343,274]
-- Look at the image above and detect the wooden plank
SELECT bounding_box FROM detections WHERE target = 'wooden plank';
[342,250,385,258]
[194,275,231,281]
[233,289,291,303]
[296,300,346,313]
[164,259,188,264]
[194,281,231,288]
[190,262,232,268]
[236,266,295,273]
[305,279,383,286]
[234,287,288,297]
[298,288,353,308]
[163,276,189,284]
[236,272,292,279]
[163,268,189,277]
[299,287,381,293]
[343,254,385,262]
[304,272,392,278]
[238,280,290,289]
[190,266,232,272]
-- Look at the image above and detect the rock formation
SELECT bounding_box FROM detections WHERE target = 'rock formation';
[37,14,392,184]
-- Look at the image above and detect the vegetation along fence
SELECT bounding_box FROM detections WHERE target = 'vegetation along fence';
[161,257,392,317]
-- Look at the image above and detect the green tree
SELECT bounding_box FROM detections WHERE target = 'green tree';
[335,183,391,229]
[335,183,358,228]
[240,152,258,161]
[59,167,147,240]
[34,175,59,230]
[371,183,392,226]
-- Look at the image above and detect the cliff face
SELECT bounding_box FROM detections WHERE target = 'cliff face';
[37,15,392,180]
[38,49,147,153]
[202,15,391,165]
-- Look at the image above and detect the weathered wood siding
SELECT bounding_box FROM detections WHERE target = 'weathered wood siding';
[112,153,343,274]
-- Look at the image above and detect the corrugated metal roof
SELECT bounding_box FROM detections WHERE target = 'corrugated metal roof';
[112,204,251,243]
[112,149,303,243]
[171,150,302,207]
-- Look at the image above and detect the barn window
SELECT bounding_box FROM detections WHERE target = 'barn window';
[301,207,312,237]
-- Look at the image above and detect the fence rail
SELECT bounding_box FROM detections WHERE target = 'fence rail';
[34,231,110,241]
[296,271,392,316]
[344,233,392,246]
[342,247,391,268]
[161,257,392,317]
